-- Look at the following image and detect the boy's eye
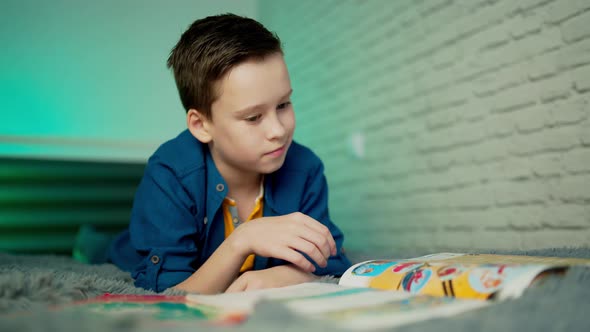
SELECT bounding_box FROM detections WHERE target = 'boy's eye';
[277,101,291,110]
[245,114,262,122]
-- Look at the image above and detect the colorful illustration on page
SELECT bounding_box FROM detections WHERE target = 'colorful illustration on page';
[363,262,514,299]
[352,260,399,277]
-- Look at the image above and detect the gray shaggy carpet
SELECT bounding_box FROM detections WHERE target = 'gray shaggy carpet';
[1,248,589,332]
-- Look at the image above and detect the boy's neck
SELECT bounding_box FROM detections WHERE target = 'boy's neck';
[210,154,262,197]
[224,172,262,198]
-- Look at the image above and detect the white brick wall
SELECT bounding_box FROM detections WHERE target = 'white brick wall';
[259,0,590,253]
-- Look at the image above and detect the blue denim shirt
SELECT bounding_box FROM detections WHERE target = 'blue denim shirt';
[109,130,351,292]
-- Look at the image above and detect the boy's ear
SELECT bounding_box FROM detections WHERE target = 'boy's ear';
[186,109,212,143]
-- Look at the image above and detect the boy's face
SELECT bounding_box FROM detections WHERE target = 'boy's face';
[200,53,295,178]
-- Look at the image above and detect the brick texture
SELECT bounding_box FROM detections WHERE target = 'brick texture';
[259,0,590,253]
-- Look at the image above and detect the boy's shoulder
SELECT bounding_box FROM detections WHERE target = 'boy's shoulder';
[281,141,324,172]
[148,130,206,177]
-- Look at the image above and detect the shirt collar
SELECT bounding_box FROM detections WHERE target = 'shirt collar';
[224,176,265,204]
[205,147,280,218]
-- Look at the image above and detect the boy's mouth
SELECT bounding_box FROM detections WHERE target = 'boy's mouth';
[265,145,286,157]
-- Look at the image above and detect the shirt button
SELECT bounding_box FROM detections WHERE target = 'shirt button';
[233,218,239,224]
[203,217,208,224]
[150,255,160,264]
[216,183,225,192]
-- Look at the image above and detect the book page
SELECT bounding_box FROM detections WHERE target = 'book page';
[57,294,242,328]
[339,255,558,300]
[275,285,489,330]
[186,282,353,313]
[189,282,489,330]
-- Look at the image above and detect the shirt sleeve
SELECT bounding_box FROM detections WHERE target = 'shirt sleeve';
[299,160,352,277]
[128,160,202,292]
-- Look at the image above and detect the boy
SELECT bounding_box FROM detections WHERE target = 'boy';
[109,13,351,294]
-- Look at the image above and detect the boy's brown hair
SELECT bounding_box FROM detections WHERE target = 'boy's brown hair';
[167,13,283,119]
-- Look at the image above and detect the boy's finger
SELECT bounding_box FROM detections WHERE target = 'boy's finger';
[290,237,327,268]
[275,246,316,273]
[306,224,337,257]
[298,228,331,259]
[295,214,337,256]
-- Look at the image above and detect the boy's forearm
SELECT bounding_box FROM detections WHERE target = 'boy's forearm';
[173,235,248,294]
[225,264,320,292]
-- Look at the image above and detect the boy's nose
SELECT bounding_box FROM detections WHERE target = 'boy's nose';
[266,112,287,140]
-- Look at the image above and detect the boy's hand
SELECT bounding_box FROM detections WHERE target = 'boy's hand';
[229,212,337,273]
[225,265,318,292]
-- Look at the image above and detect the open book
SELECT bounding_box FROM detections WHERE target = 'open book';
[338,252,590,300]
[186,252,590,329]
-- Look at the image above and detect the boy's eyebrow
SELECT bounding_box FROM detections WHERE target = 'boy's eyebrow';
[234,89,293,116]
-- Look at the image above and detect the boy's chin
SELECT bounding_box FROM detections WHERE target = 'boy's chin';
[257,160,286,174]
